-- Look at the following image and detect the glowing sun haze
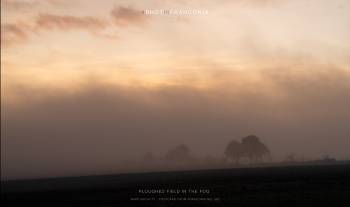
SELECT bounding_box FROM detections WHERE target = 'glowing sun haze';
[1,0,350,179]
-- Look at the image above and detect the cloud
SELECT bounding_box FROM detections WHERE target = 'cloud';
[33,13,121,39]
[239,0,285,6]
[111,6,149,27]
[1,5,149,47]
[1,0,39,10]
[35,13,108,32]
[1,23,30,47]
[1,0,74,11]
[1,13,113,47]
[160,0,286,7]
[2,66,350,179]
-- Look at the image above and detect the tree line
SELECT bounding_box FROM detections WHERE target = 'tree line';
[144,135,271,165]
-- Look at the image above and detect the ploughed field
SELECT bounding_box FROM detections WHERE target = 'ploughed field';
[2,163,350,207]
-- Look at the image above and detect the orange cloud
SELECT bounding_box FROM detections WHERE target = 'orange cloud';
[1,13,111,47]
[2,0,75,10]
[1,0,39,10]
[35,13,108,32]
[111,6,148,27]
[1,6,149,47]
[1,23,30,47]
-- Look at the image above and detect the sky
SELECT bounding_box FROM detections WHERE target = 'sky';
[1,0,350,180]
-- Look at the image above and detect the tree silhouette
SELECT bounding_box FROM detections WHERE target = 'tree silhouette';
[225,135,270,164]
[241,135,270,163]
[225,140,243,164]
[143,152,155,163]
[165,144,191,163]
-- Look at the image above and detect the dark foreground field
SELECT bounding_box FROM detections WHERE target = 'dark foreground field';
[2,164,350,207]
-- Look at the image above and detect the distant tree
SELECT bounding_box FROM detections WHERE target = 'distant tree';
[143,152,155,163]
[225,140,243,164]
[165,144,191,163]
[241,135,270,163]
[321,154,336,162]
[284,153,297,163]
